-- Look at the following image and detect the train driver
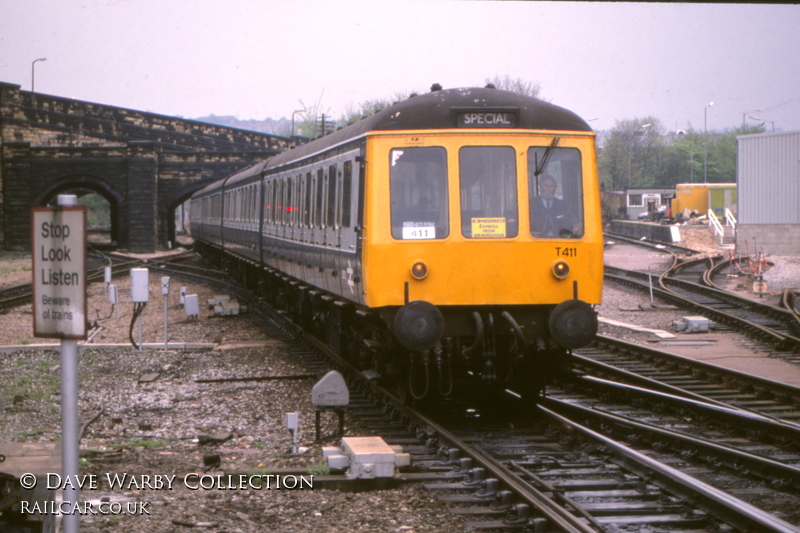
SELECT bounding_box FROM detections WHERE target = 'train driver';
[530,175,581,237]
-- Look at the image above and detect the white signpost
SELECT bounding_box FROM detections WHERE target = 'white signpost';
[32,195,86,533]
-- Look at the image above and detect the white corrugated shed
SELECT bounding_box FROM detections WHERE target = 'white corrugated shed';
[736,130,800,256]
[737,130,800,224]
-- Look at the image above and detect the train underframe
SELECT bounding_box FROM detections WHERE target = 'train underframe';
[199,242,577,406]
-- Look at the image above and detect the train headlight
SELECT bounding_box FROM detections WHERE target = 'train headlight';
[411,261,429,280]
[552,260,570,280]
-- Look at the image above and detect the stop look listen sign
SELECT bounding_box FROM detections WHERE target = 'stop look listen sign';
[32,206,87,339]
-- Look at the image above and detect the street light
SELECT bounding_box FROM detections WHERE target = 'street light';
[703,102,713,183]
[748,115,774,132]
[291,110,303,136]
[31,58,47,92]
[741,109,761,128]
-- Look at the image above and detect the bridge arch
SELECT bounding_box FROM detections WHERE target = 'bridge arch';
[159,177,219,248]
[34,174,128,249]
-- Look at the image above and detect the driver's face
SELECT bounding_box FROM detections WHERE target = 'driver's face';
[541,180,556,199]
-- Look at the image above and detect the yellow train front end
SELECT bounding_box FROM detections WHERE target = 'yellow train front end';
[360,127,602,400]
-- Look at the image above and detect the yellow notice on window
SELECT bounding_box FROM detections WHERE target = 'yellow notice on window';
[471,217,506,238]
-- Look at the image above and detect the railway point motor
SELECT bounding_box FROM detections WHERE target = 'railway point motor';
[312,371,349,441]
[322,437,411,479]
[673,316,711,333]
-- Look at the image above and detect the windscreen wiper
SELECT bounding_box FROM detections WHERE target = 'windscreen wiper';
[533,136,561,178]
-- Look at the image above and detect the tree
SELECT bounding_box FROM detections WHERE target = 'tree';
[598,117,665,191]
[484,75,542,98]
[294,91,330,138]
[705,124,764,183]
[339,89,422,127]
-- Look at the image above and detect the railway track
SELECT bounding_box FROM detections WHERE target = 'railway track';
[0,250,198,311]
[6,249,800,531]
[177,258,800,532]
[604,230,700,257]
[605,261,800,352]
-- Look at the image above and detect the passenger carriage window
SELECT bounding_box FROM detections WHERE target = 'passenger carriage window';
[327,164,337,228]
[293,177,300,225]
[390,147,449,240]
[267,181,274,223]
[297,174,312,227]
[459,146,518,238]
[251,184,257,223]
[341,161,352,228]
[286,177,294,225]
[275,179,283,224]
[528,147,584,238]
[315,169,324,227]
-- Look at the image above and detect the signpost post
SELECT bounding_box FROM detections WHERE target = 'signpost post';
[32,194,86,533]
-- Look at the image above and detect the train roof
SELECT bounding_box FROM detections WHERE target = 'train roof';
[193,87,593,196]
[263,86,592,171]
[195,160,268,194]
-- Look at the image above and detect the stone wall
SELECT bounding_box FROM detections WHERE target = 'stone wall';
[0,81,294,251]
[737,224,800,256]
[608,220,681,243]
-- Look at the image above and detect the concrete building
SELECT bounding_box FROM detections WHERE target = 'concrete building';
[736,130,800,256]
[623,187,674,220]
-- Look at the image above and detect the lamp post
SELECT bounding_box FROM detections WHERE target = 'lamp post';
[741,109,761,128]
[749,115,774,132]
[291,110,303,136]
[31,57,47,92]
[703,102,713,183]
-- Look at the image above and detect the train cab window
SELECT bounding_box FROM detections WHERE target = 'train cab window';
[459,146,518,239]
[528,146,584,238]
[390,147,449,240]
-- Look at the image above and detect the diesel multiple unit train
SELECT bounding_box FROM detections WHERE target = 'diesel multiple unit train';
[190,85,602,404]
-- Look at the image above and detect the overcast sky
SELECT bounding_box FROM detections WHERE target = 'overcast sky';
[2,1,798,134]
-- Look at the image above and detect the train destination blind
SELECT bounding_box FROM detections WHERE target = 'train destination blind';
[32,206,87,339]
[456,111,517,128]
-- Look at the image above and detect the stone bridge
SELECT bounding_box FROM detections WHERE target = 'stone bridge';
[0,81,295,252]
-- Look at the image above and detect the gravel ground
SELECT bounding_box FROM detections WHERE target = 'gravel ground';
[1,254,471,532]
[1,225,799,532]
